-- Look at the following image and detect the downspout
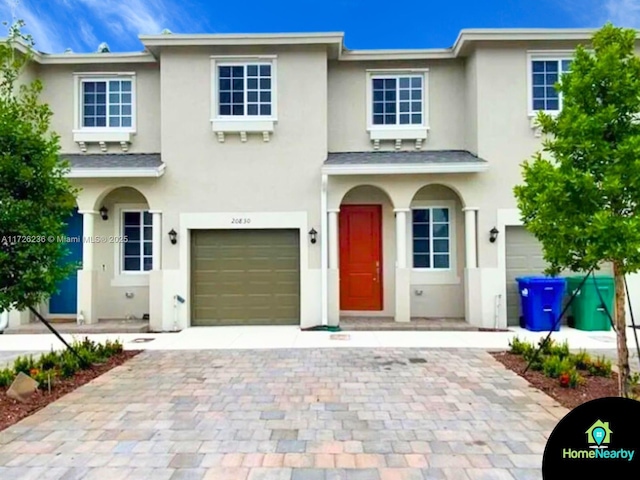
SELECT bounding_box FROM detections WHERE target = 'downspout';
[320,174,328,326]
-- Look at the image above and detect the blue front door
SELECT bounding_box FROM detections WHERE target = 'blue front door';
[49,209,83,314]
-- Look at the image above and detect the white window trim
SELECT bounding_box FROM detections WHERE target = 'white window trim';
[408,200,459,285]
[111,203,150,287]
[210,55,278,135]
[365,68,430,140]
[527,51,574,117]
[73,72,137,136]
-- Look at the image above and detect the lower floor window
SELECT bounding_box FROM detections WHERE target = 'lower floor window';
[412,207,451,269]
[122,211,152,272]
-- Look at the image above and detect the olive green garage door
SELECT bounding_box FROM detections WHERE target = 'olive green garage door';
[505,226,612,326]
[190,229,300,326]
[505,226,550,326]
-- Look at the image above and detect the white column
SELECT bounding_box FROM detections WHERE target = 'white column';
[80,210,96,270]
[394,208,411,323]
[328,209,339,269]
[394,209,409,268]
[463,208,478,269]
[150,211,162,271]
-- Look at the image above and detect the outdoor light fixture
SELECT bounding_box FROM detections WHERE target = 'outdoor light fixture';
[99,206,109,221]
[308,228,318,244]
[168,229,177,245]
[489,227,499,243]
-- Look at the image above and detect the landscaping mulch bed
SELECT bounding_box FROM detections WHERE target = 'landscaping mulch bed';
[0,350,140,432]
[492,351,623,410]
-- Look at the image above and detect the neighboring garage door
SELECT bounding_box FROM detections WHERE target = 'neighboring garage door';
[505,226,612,326]
[191,229,300,326]
[505,226,549,327]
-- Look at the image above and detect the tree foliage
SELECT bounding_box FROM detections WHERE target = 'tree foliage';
[515,24,640,276]
[0,20,78,311]
[514,23,640,397]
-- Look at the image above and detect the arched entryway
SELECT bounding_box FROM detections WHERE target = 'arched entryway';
[93,187,152,320]
[407,184,466,319]
[337,185,395,318]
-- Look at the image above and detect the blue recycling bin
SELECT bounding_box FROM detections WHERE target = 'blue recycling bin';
[516,276,567,332]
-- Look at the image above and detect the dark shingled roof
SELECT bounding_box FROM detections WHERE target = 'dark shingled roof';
[325,150,486,165]
[62,153,163,169]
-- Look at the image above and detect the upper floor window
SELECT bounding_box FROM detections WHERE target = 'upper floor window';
[80,78,134,129]
[371,75,423,126]
[529,54,572,113]
[217,63,273,117]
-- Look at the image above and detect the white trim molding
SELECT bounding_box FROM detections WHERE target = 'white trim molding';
[365,68,430,150]
[322,162,488,176]
[67,164,166,178]
[210,56,278,143]
[72,72,137,152]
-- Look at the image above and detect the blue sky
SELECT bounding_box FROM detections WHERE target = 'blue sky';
[0,0,638,53]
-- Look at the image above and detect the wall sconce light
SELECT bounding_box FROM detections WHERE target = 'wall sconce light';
[308,228,318,244]
[99,206,109,221]
[168,229,177,245]
[489,227,499,243]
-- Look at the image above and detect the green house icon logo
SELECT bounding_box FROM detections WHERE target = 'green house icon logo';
[586,420,612,448]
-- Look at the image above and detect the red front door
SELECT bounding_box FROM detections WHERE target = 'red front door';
[339,205,383,311]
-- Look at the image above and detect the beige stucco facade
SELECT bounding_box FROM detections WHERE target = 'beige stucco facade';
[8,28,633,332]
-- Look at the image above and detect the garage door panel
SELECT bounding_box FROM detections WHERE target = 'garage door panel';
[191,229,300,326]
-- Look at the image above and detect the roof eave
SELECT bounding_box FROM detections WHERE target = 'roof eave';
[67,164,165,178]
[139,32,345,48]
[452,28,615,56]
[339,48,455,61]
[37,52,157,65]
[321,162,488,175]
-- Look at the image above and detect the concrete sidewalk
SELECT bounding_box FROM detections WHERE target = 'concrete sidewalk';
[0,326,637,353]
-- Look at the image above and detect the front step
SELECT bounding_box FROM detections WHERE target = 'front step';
[3,319,150,334]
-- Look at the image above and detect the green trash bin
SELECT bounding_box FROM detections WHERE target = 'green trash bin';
[565,276,615,331]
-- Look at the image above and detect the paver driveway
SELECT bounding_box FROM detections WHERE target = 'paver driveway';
[0,349,567,480]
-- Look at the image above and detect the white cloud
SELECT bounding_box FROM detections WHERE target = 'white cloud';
[562,0,640,28]
[0,0,211,53]
[603,0,640,28]
[0,0,64,52]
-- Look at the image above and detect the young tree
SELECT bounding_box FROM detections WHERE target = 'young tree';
[0,20,78,315]
[514,23,640,397]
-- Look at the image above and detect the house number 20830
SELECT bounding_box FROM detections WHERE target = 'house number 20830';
[231,218,251,224]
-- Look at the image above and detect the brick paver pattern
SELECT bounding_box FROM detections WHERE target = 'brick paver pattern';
[0,349,568,479]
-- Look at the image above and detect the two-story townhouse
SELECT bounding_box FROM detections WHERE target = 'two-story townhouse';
[6,28,627,333]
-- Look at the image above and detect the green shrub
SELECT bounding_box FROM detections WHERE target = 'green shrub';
[570,350,592,370]
[59,352,81,378]
[509,336,532,355]
[37,350,61,371]
[31,369,57,390]
[548,340,570,359]
[543,355,573,379]
[0,368,16,388]
[630,372,640,386]
[587,356,613,377]
[12,354,36,375]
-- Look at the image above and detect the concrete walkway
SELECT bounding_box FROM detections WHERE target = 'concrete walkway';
[0,325,638,353]
[0,348,564,480]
